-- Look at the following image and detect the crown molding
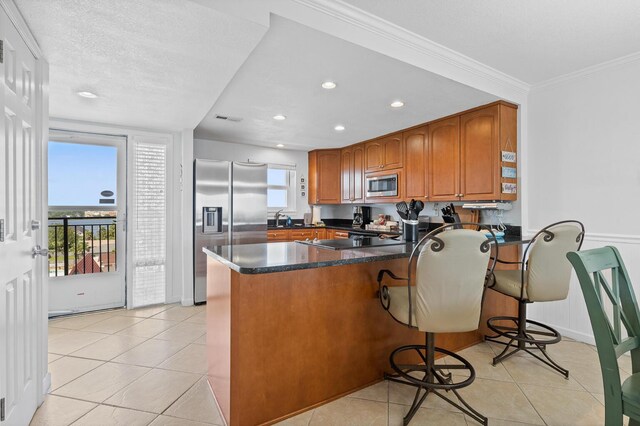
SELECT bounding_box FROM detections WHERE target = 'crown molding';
[532,50,640,91]
[0,0,43,59]
[293,0,531,97]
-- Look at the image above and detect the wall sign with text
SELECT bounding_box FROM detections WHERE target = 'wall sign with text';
[501,166,517,178]
[502,183,517,194]
[501,151,517,163]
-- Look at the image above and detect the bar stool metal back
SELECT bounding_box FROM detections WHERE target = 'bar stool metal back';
[377,223,498,425]
[486,220,585,377]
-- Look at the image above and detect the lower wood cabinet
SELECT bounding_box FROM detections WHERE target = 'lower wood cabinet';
[327,229,350,239]
[266,229,290,242]
[267,227,331,242]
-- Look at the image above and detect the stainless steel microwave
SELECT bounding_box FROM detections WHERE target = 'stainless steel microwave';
[366,173,398,198]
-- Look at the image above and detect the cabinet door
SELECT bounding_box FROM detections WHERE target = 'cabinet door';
[382,134,403,169]
[352,144,365,203]
[428,117,460,201]
[403,127,428,200]
[460,105,500,200]
[312,150,341,204]
[365,140,383,172]
[314,228,327,240]
[341,147,352,203]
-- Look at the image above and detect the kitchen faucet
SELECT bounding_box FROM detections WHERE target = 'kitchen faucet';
[275,209,284,227]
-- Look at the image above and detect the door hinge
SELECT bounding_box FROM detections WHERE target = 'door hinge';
[0,40,3,64]
[1,396,5,421]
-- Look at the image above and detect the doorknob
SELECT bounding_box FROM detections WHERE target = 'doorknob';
[32,245,49,258]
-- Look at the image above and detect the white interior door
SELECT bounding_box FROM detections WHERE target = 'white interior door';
[47,132,126,315]
[0,8,40,425]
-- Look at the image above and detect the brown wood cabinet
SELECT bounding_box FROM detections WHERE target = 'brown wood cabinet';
[364,133,403,172]
[268,227,332,242]
[427,102,518,201]
[341,144,365,204]
[428,116,461,201]
[403,126,429,200]
[460,104,500,200]
[311,101,518,205]
[267,229,290,242]
[289,229,315,241]
[308,149,341,205]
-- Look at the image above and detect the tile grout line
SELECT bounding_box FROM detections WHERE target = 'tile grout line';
[497,349,550,426]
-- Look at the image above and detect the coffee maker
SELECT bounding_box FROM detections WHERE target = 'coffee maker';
[352,206,371,228]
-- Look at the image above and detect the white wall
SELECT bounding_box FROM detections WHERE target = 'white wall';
[527,58,640,343]
[194,138,310,219]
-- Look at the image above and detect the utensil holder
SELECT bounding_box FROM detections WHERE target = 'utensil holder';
[402,219,419,242]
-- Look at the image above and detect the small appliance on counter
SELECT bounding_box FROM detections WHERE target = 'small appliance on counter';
[352,206,371,228]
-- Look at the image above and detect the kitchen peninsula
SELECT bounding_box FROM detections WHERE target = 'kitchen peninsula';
[204,238,523,425]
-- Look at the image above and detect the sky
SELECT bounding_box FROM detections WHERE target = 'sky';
[48,141,117,206]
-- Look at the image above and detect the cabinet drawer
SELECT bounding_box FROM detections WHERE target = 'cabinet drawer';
[333,230,350,239]
[267,230,290,241]
[290,229,315,240]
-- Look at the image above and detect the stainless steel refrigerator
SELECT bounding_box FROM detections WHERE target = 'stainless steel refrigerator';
[193,159,267,304]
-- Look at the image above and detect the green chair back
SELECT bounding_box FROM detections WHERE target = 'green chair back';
[567,246,640,425]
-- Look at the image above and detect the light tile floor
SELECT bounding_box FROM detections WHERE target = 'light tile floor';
[35,304,619,425]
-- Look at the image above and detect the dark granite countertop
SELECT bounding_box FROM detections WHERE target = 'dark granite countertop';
[203,235,529,275]
[267,224,401,235]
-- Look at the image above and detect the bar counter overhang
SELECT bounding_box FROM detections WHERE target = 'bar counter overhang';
[204,240,522,425]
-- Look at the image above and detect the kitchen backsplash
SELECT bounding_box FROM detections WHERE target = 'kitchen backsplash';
[316,202,519,225]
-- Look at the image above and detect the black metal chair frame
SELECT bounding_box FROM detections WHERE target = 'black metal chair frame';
[377,223,498,426]
[485,220,585,378]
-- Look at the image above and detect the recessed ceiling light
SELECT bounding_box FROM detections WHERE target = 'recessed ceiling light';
[77,91,98,99]
[334,125,345,132]
[390,100,404,108]
[321,81,337,89]
[273,114,286,120]
[276,144,284,148]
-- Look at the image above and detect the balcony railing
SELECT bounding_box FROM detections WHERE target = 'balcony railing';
[48,217,117,277]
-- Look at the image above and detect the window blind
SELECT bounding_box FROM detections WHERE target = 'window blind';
[131,142,167,307]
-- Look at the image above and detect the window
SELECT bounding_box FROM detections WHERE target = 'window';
[267,165,296,213]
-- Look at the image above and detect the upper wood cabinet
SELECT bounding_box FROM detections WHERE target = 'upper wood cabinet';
[308,149,341,205]
[428,116,461,201]
[403,126,428,200]
[341,144,365,203]
[427,102,518,202]
[365,133,403,172]
[341,147,352,203]
[460,104,500,201]
[312,101,518,205]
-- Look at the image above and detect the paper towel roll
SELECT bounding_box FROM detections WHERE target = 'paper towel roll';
[311,206,322,224]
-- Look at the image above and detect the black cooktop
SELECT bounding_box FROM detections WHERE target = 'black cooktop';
[295,236,408,250]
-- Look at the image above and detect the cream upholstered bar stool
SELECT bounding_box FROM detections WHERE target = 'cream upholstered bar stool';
[377,223,498,425]
[485,220,585,377]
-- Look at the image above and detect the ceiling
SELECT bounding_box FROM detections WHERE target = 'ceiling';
[342,0,640,85]
[195,16,497,150]
[15,0,267,131]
